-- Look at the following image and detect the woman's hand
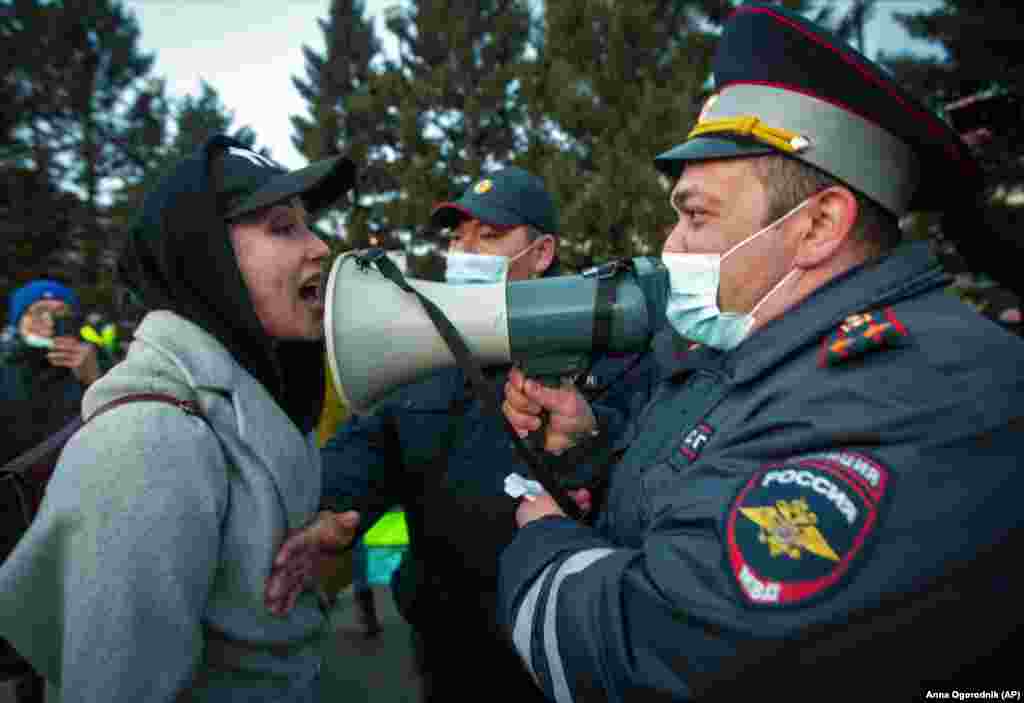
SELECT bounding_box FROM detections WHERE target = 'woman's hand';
[265,510,360,617]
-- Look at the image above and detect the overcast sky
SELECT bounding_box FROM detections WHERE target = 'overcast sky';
[122,0,944,170]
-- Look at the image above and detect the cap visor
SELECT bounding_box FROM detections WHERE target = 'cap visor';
[430,201,521,230]
[654,136,776,177]
[227,155,356,219]
[430,202,471,230]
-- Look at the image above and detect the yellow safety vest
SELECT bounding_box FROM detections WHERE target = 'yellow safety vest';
[316,360,350,447]
[80,323,119,354]
[363,510,409,548]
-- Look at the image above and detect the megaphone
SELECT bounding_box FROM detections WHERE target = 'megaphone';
[324,251,668,414]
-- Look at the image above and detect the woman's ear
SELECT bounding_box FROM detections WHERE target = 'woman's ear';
[794,187,859,268]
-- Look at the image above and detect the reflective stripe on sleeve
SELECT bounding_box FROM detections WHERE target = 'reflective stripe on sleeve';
[542,548,617,702]
[513,561,556,685]
[512,549,617,698]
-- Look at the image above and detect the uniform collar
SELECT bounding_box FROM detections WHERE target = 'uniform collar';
[653,327,729,381]
[725,241,949,385]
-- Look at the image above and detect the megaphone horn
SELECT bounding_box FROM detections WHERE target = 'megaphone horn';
[324,250,512,414]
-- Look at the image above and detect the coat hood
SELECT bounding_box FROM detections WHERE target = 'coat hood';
[117,135,355,434]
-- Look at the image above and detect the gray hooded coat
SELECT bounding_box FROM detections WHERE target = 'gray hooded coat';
[0,311,325,701]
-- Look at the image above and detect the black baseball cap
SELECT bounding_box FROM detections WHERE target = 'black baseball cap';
[431,166,559,234]
[212,142,357,220]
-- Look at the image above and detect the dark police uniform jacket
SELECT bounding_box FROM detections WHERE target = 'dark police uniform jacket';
[320,353,657,646]
[499,242,1024,702]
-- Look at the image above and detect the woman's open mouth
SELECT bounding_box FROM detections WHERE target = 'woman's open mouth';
[299,276,323,310]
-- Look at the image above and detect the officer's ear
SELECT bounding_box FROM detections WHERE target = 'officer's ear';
[532,234,557,278]
[793,186,858,269]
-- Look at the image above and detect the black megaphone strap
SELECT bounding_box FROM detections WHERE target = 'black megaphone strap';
[355,249,583,521]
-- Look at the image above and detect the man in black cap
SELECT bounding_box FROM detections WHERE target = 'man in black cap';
[303,167,657,701]
[499,4,1024,700]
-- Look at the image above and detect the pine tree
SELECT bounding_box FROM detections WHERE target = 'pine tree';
[519,0,716,269]
[522,0,829,270]
[56,1,154,215]
[885,1,1023,184]
[291,0,382,162]
[290,0,388,250]
[890,2,1023,102]
[119,77,173,178]
[0,165,82,306]
[365,0,534,276]
[166,80,262,161]
[3,0,158,311]
[885,1,1024,302]
[831,0,876,55]
[109,80,264,227]
[5,0,157,196]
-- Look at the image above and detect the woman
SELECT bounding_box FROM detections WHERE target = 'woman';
[0,135,356,701]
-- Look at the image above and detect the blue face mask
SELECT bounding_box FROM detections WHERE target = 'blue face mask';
[662,197,810,350]
[444,238,542,285]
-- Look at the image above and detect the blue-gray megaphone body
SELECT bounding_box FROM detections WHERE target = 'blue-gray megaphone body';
[323,251,668,414]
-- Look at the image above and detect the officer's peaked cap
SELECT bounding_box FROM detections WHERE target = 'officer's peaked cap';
[655,3,980,216]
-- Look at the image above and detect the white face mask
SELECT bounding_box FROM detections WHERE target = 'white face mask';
[662,197,811,350]
[445,238,542,285]
[20,308,56,349]
[22,333,54,349]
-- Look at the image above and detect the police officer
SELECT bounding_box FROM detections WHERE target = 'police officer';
[269,167,657,702]
[500,5,1024,700]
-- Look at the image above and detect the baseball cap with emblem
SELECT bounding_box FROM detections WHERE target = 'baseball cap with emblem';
[431,166,559,234]
[213,143,357,221]
[654,2,980,218]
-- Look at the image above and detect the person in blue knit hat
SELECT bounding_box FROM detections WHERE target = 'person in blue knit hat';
[0,279,111,464]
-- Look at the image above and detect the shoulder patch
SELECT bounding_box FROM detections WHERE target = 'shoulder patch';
[818,307,910,368]
[679,422,715,462]
[726,451,890,607]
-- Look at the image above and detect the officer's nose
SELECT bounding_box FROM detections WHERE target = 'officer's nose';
[661,218,683,252]
[450,221,482,254]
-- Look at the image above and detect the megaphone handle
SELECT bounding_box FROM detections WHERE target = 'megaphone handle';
[522,374,568,453]
[524,409,550,453]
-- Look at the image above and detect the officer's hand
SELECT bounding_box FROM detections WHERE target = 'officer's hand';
[48,336,101,386]
[515,489,591,527]
[517,492,564,526]
[265,510,360,617]
[568,488,593,516]
[503,367,598,455]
